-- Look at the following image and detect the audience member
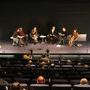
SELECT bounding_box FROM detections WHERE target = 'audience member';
[23,50,33,64]
[80,78,89,85]
[0,78,9,85]
[39,53,51,68]
[36,75,45,84]
[10,81,20,90]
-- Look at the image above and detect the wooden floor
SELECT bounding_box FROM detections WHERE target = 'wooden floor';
[0,41,89,54]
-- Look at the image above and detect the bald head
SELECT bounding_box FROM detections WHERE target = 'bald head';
[80,78,89,85]
[37,75,45,84]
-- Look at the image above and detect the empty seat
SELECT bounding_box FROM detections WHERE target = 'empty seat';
[14,78,30,84]
[73,84,90,90]
[30,84,49,90]
[51,79,69,84]
[70,80,80,85]
[52,84,72,90]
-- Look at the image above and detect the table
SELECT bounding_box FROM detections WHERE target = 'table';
[40,35,46,43]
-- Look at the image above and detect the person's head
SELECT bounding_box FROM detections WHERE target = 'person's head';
[19,27,22,31]
[28,60,32,64]
[51,26,56,32]
[74,30,76,33]
[33,27,37,32]
[62,27,66,32]
[16,29,20,32]
[37,75,45,84]
[80,78,89,85]
[73,29,77,33]
[10,82,20,90]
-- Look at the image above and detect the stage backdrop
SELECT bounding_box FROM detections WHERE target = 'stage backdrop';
[0,1,90,41]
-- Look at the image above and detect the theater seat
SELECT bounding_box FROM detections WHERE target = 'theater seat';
[14,78,30,84]
[70,80,80,85]
[51,79,69,84]
[20,83,28,90]
[73,84,90,90]
[30,84,49,90]
[51,84,72,90]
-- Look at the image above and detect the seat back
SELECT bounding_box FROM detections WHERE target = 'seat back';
[30,84,49,90]
[20,83,28,90]
[73,84,90,90]
[77,34,87,41]
[51,79,69,84]
[52,84,72,90]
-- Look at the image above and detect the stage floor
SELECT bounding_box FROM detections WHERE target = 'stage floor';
[0,41,89,54]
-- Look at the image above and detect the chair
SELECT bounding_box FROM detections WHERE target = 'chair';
[14,78,30,84]
[51,84,72,90]
[32,79,50,84]
[20,83,28,90]
[30,84,49,90]
[70,80,80,85]
[51,79,69,84]
[77,34,87,41]
[73,84,90,90]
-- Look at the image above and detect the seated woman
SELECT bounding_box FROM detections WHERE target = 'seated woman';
[68,28,79,47]
[47,26,58,44]
[30,27,39,44]
[23,50,33,64]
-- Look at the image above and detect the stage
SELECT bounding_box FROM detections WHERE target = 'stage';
[0,41,89,54]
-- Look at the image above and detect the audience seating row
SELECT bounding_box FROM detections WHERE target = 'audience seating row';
[1,84,90,90]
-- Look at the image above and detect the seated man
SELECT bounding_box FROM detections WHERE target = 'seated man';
[80,78,89,85]
[39,54,51,68]
[10,81,20,90]
[58,27,69,45]
[36,75,46,84]
[17,27,26,46]
[10,29,19,46]
[11,27,26,46]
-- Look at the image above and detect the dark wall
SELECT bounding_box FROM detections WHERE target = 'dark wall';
[0,1,90,41]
